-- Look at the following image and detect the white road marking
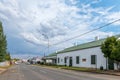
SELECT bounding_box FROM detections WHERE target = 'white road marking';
[39,70,47,73]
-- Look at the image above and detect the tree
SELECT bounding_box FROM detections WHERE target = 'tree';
[111,40,120,70]
[101,36,117,59]
[13,58,19,61]
[101,36,120,70]
[0,21,7,62]
[5,52,11,61]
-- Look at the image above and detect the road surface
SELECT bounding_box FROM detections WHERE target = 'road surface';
[0,64,119,80]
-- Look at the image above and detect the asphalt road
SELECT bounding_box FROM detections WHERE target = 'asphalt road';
[0,64,120,80]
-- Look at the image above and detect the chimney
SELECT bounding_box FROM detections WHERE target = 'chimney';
[56,51,58,53]
[95,36,99,41]
[73,42,78,46]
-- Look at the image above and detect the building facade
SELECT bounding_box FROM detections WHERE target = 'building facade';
[46,35,120,70]
[44,53,57,64]
[57,46,107,69]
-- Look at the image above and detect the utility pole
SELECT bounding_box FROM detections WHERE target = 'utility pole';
[42,33,49,64]
[42,34,50,55]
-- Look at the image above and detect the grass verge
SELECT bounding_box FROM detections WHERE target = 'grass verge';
[0,65,12,69]
[35,64,102,73]
[34,64,120,76]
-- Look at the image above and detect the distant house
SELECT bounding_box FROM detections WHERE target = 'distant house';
[43,53,57,64]
[28,57,43,64]
[45,34,120,70]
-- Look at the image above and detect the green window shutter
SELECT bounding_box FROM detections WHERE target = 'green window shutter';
[91,55,96,64]
[58,58,60,63]
[64,57,67,63]
[76,56,79,64]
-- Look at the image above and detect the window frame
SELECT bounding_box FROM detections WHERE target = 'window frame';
[64,57,67,63]
[91,55,96,65]
[76,56,80,64]
[58,58,60,63]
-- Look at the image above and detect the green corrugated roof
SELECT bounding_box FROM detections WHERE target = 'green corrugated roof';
[57,39,105,54]
[47,34,120,57]
[46,39,105,57]
[46,52,57,57]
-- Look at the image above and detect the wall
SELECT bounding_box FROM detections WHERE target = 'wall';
[0,61,10,67]
[46,59,52,63]
[57,47,107,69]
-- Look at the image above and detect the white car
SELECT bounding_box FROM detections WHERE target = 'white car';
[15,62,19,65]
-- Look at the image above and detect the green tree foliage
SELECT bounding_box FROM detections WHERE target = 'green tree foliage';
[101,36,117,59]
[13,58,19,61]
[5,52,11,61]
[0,21,7,62]
[111,40,120,70]
[101,36,120,70]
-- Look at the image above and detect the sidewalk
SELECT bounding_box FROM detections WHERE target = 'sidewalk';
[35,65,120,76]
[61,67,120,76]
[99,70,120,76]
[0,68,6,74]
[0,66,11,74]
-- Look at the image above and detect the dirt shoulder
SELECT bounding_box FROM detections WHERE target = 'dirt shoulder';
[0,65,12,74]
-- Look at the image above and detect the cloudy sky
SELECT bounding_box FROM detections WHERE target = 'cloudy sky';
[0,0,120,59]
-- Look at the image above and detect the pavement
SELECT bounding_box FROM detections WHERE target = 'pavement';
[99,70,120,76]
[59,67,120,76]
[0,68,6,74]
[0,64,120,80]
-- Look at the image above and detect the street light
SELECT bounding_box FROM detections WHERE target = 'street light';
[42,33,50,56]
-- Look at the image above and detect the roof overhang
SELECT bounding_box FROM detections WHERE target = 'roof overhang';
[43,56,57,59]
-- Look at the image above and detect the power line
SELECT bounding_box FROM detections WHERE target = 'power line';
[51,19,120,46]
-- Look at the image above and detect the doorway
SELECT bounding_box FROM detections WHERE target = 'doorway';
[108,58,114,70]
[69,57,72,67]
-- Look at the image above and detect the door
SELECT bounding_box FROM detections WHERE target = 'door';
[69,57,72,67]
[108,58,114,70]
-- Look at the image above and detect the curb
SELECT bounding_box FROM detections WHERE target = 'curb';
[61,68,120,76]
[0,66,11,75]
[0,69,8,75]
[99,72,120,76]
[35,65,120,76]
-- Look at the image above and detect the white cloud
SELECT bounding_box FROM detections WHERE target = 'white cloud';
[12,53,40,59]
[0,0,120,56]
[105,12,120,25]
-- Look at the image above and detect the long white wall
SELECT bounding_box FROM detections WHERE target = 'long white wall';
[57,47,107,69]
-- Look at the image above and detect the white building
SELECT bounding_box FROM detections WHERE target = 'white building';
[46,35,120,70]
[57,39,107,69]
[44,53,57,64]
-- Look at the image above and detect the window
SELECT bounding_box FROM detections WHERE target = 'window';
[76,56,79,64]
[91,55,96,64]
[61,59,63,62]
[64,57,67,63]
[58,58,60,63]
[82,58,86,62]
